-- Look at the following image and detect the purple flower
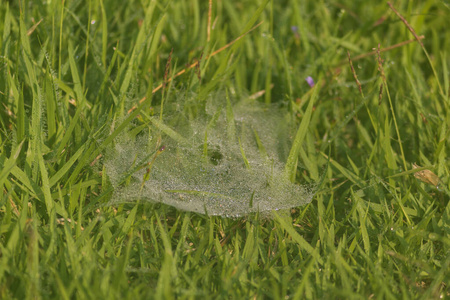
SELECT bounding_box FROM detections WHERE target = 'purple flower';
[291,26,298,33]
[305,76,315,87]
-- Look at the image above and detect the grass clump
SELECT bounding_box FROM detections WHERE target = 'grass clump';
[0,0,449,299]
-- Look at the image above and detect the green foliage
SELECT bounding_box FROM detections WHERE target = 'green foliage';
[0,0,449,299]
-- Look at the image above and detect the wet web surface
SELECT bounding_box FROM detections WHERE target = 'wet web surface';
[105,96,314,217]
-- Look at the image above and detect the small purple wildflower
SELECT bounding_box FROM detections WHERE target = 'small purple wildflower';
[291,26,298,33]
[305,76,315,88]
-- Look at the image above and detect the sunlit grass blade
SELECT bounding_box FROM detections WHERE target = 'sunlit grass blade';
[285,84,319,182]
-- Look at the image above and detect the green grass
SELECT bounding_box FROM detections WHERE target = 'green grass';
[1,0,449,299]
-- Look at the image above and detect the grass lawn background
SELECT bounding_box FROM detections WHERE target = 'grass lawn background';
[0,0,449,298]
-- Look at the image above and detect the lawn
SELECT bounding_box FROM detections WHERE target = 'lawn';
[0,0,449,299]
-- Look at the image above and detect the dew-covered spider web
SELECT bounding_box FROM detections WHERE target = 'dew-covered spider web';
[105,94,315,217]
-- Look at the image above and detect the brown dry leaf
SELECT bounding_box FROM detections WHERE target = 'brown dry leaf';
[412,163,440,187]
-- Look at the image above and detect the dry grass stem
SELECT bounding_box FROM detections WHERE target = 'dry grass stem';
[127,21,263,114]
[347,51,363,96]
[387,2,424,47]
[336,35,425,66]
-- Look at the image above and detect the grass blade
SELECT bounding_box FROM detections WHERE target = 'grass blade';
[285,84,319,182]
